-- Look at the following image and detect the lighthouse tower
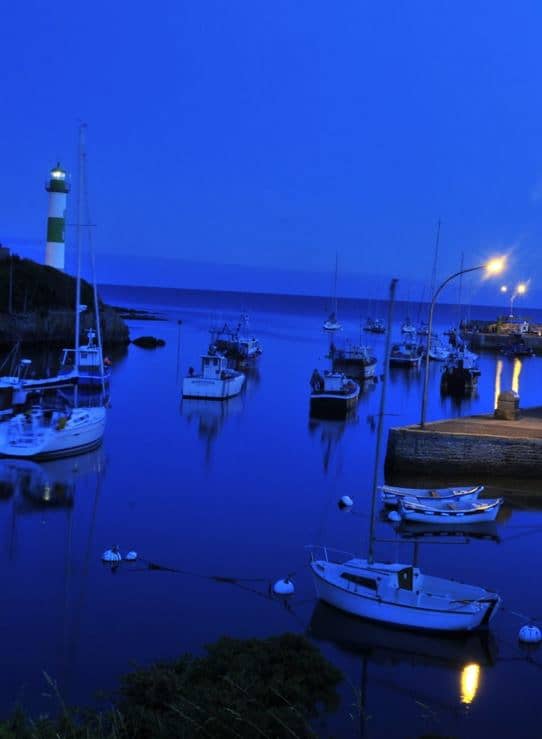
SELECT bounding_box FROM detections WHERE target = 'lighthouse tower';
[45,163,69,270]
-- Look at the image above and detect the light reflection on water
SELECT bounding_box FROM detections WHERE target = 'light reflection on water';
[1,291,542,737]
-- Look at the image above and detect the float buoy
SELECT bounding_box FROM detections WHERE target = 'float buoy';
[387,510,401,523]
[338,495,354,509]
[519,624,542,644]
[125,551,138,561]
[273,577,295,596]
[102,546,122,563]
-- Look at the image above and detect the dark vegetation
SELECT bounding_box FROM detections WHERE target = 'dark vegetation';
[0,256,96,314]
[0,634,342,738]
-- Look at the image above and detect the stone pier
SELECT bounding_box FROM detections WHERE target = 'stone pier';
[385,407,542,478]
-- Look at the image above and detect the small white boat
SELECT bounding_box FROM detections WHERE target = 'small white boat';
[399,497,503,525]
[323,312,342,332]
[428,338,452,362]
[380,484,483,507]
[0,406,106,460]
[389,341,423,368]
[401,318,417,335]
[310,370,359,418]
[182,354,245,400]
[308,547,501,632]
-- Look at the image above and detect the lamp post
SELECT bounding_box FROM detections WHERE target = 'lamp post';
[420,258,505,428]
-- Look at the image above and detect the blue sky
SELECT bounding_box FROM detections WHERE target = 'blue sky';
[2,1,542,304]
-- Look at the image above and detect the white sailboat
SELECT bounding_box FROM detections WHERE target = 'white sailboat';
[0,124,106,460]
[307,278,501,632]
[323,254,342,332]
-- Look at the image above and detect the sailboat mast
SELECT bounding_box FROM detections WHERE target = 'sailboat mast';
[333,252,338,315]
[74,123,86,406]
[367,277,398,564]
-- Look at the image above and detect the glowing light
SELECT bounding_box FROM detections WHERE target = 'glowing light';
[460,663,481,705]
[485,257,506,276]
[500,285,508,293]
[512,358,522,395]
[516,283,527,295]
[494,359,503,410]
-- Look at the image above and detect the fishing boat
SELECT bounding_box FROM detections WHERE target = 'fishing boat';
[307,279,501,632]
[323,254,342,332]
[380,483,483,508]
[309,370,359,419]
[441,353,479,395]
[364,317,385,334]
[59,328,112,389]
[209,314,262,363]
[183,354,245,400]
[389,341,424,368]
[328,341,377,381]
[399,497,503,525]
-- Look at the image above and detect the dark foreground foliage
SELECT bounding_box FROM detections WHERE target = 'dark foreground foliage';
[0,633,342,738]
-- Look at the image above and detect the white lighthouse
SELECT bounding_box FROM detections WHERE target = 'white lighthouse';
[45,162,69,270]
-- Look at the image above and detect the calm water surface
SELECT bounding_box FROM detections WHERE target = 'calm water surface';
[2,286,542,738]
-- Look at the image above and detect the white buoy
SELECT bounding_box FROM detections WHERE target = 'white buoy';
[388,510,401,523]
[518,624,542,644]
[273,577,295,596]
[125,551,138,561]
[102,547,122,563]
[338,495,354,509]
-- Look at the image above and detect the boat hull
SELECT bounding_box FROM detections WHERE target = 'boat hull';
[331,357,377,381]
[0,408,106,460]
[182,373,245,400]
[381,484,483,507]
[310,389,359,419]
[400,501,501,525]
[310,560,499,632]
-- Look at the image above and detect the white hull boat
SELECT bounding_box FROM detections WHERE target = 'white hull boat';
[0,406,106,460]
[323,313,342,332]
[399,497,503,525]
[308,548,501,632]
[183,354,245,400]
[389,342,423,368]
[381,484,483,507]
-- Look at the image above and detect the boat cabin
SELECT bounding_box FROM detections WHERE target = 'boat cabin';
[197,354,229,379]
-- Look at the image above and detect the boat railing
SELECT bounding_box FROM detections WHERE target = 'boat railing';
[305,544,357,563]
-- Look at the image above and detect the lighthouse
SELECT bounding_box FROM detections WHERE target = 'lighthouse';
[45,162,69,270]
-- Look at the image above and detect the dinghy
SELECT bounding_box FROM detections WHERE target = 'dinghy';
[380,484,483,508]
[399,496,503,525]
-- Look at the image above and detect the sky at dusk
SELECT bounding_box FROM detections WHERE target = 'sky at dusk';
[2,1,542,305]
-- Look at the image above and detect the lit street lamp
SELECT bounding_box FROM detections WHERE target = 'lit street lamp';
[419,257,505,428]
[509,282,527,318]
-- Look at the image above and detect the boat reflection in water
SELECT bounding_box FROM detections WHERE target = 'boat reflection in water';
[3,449,106,515]
[182,394,244,465]
[309,600,496,732]
[308,412,357,475]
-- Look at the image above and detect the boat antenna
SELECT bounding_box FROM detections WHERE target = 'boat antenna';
[81,125,106,403]
[74,123,86,408]
[367,277,398,565]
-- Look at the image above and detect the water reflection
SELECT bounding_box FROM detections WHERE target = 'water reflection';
[309,601,496,734]
[182,395,244,466]
[494,357,522,408]
[2,449,106,516]
[308,413,357,475]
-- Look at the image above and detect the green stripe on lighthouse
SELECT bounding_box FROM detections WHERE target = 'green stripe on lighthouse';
[47,217,65,243]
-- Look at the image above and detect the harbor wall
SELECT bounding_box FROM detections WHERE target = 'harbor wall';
[385,425,542,478]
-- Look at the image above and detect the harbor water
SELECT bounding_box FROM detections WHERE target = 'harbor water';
[2,285,542,738]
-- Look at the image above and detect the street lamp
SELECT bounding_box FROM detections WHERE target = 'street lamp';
[420,257,505,428]
[509,282,527,318]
